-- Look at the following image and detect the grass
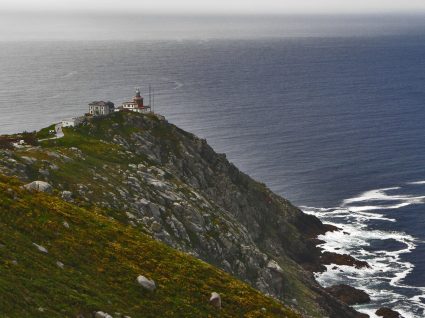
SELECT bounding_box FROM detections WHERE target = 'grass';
[35,124,56,140]
[0,112,330,317]
[0,175,301,318]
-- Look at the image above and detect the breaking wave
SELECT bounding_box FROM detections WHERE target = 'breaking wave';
[302,182,425,318]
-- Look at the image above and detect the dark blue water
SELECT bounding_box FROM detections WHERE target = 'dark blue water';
[1,36,425,316]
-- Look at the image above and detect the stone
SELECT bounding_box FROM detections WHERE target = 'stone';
[61,191,73,201]
[209,292,221,309]
[63,221,70,229]
[325,284,370,305]
[136,275,156,291]
[94,311,113,318]
[150,221,162,233]
[39,168,50,176]
[266,259,284,274]
[33,243,48,253]
[23,181,53,193]
[376,307,404,318]
[21,156,37,164]
[56,261,64,269]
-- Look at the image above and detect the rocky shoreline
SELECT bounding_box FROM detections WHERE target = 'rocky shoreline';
[308,231,405,318]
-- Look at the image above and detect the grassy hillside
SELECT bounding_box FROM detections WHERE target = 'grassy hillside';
[0,174,300,318]
[0,112,367,318]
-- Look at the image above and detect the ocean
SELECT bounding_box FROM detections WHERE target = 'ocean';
[1,16,425,317]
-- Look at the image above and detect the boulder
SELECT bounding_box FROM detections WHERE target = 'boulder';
[376,307,404,318]
[209,292,221,309]
[23,181,52,193]
[136,275,156,291]
[325,284,370,305]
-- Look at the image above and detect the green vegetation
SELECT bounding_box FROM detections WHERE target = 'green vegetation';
[0,131,38,149]
[35,124,56,140]
[0,175,301,318]
[0,112,353,317]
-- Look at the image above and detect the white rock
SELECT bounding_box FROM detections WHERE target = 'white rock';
[56,261,64,269]
[136,275,156,291]
[266,260,284,274]
[94,311,113,318]
[63,221,70,229]
[209,292,221,309]
[33,243,48,253]
[23,181,52,193]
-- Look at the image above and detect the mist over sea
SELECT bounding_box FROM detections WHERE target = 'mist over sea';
[2,15,425,317]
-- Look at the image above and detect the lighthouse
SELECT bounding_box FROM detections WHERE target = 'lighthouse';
[133,88,144,108]
[118,88,151,113]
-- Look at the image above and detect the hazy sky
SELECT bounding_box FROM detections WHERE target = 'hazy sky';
[2,1,425,41]
[3,0,425,14]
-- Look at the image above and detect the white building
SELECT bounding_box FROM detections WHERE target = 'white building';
[61,117,84,128]
[117,89,151,113]
[88,101,115,116]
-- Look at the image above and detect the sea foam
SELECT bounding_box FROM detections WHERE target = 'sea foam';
[303,181,425,317]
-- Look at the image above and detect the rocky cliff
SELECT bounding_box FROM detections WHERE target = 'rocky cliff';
[0,112,367,317]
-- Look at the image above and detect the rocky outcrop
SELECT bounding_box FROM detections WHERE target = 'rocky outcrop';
[0,112,369,318]
[325,284,370,305]
[376,307,404,318]
[320,252,370,270]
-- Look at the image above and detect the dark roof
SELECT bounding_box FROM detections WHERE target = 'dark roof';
[89,101,114,107]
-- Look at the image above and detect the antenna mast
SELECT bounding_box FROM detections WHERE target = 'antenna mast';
[149,84,152,109]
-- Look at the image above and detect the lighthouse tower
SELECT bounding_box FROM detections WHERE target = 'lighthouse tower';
[133,88,144,108]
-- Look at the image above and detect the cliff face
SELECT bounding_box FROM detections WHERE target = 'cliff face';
[0,112,364,317]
